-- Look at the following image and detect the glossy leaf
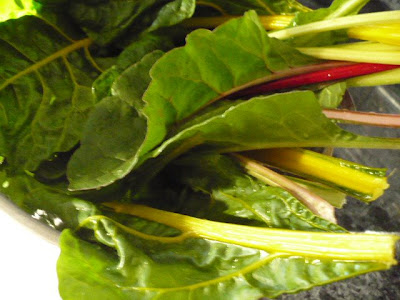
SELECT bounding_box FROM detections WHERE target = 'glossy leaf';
[112,51,165,110]
[67,11,316,190]
[66,96,147,190]
[57,216,393,300]
[0,170,99,230]
[151,90,400,158]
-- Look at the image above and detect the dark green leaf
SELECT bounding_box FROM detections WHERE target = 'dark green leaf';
[67,11,316,190]
[151,90,400,161]
[112,51,165,110]
[68,0,195,45]
[0,16,100,171]
[92,34,172,101]
[0,170,99,229]
[194,0,309,15]
[67,96,147,190]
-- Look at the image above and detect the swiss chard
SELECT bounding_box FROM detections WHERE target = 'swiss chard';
[0,15,99,171]
[56,204,397,300]
[1,1,400,299]
[67,0,196,46]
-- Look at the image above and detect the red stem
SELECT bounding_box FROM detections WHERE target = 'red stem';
[233,63,400,97]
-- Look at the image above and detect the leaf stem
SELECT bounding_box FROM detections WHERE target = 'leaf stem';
[347,67,400,87]
[0,38,92,91]
[348,23,400,46]
[244,148,389,202]
[231,153,337,223]
[104,203,399,264]
[269,11,400,40]
[323,109,400,128]
[182,15,293,30]
[297,46,400,64]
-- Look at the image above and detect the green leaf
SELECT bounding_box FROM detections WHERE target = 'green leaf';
[57,215,394,300]
[284,0,370,46]
[112,51,165,110]
[141,11,314,156]
[68,0,196,45]
[0,0,41,22]
[171,152,344,232]
[194,0,309,16]
[317,82,347,108]
[0,170,99,229]
[0,16,100,171]
[67,11,316,190]
[66,96,147,190]
[92,33,172,101]
[67,50,165,190]
[153,90,400,157]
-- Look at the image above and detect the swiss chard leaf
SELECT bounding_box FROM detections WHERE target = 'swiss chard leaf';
[67,11,316,190]
[112,51,165,110]
[67,51,164,190]
[194,0,310,15]
[67,0,196,46]
[0,15,100,172]
[317,82,347,108]
[92,34,172,101]
[0,170,99,230]
[171,152,344,232]
[57,217,392,300]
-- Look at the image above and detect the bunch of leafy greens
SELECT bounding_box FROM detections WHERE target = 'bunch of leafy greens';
[0,0,399,299]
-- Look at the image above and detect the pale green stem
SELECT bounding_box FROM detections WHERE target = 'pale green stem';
[347,68,400,87]
[296,46,400,64]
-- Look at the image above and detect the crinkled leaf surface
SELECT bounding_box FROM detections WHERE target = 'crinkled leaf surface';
[0,15,100,172]
[57,219,390,300]
[171,152,344,232]
[0,170,99,230]
[68,0,195,45]
[194,0,309,15]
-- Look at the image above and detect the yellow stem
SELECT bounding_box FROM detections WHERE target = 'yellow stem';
[245,148,389,201]
[348,23,400,46]
[104,202,399,264]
